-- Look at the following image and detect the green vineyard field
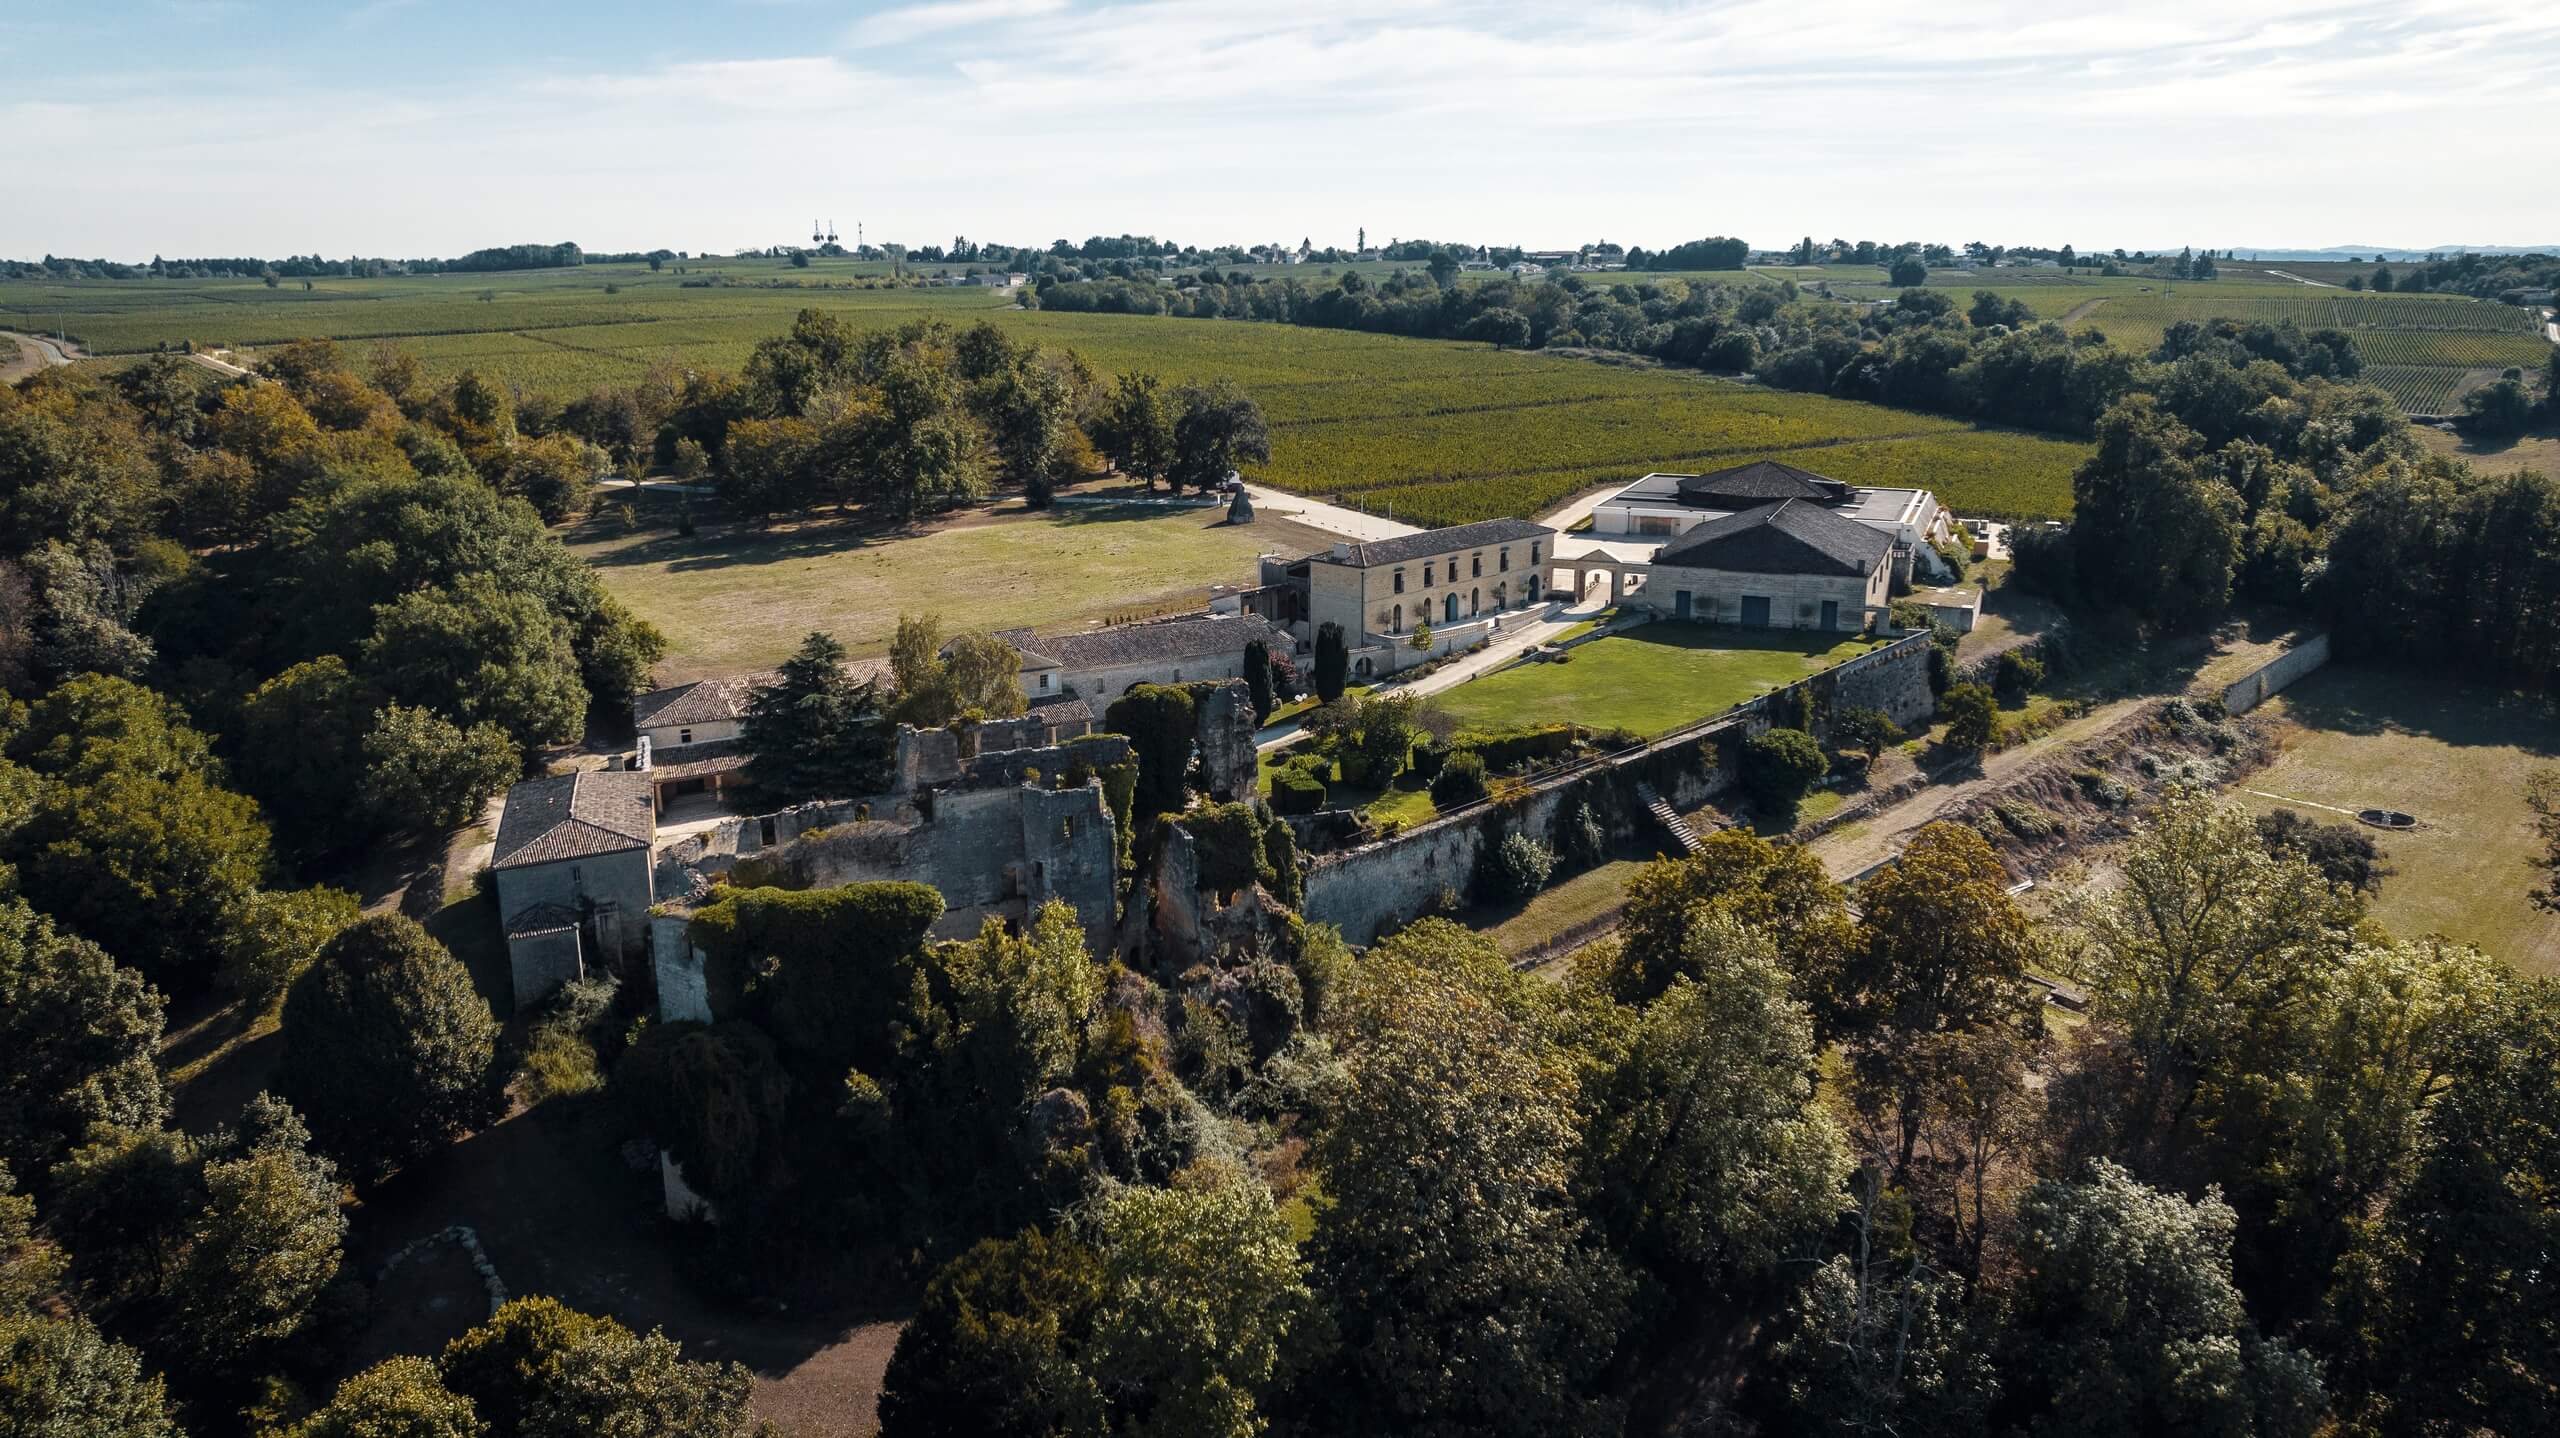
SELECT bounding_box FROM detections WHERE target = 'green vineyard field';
[4,259,2105,525]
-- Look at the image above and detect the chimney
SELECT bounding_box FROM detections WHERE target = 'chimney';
[1330,541,1352,560]
[635,736,653,772]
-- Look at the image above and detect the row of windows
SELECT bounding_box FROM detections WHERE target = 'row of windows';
[1379,577,1543,632]
[1391,544,1540,594]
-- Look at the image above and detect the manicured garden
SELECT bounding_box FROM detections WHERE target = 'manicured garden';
[1432,626,1888,738]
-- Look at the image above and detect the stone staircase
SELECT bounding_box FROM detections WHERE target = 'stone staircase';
[1633,780,1701,856]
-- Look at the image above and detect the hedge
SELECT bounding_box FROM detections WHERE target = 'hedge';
[1271,768,1328,815]
[1454,723,1576,773]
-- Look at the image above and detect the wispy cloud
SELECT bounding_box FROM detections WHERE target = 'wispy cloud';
[7,0,2558,257]
[846,0,1072,47]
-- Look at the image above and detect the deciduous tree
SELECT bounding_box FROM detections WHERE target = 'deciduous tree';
[1582,915,1850,1279]
[294,1356,478,1438]
[1313,937,1630,1438]
[0,899,168,1180]
[279,916,499,1183]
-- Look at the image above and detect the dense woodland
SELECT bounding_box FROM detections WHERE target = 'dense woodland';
[2,263,2559,1436]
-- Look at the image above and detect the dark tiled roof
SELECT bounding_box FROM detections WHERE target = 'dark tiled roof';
[1320,517,1552,569]
[1674,460,1854,509]
[493,770,656,869]
[1027,693,1094,726]
[1006,614,1277,671]
[645,738,749,782]
[631,674,764,730]
[504,900,582,939]
[1652,499,1892,577]
[632,659,896,730]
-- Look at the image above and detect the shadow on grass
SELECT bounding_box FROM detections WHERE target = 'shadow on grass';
[161,991,286,1136]
[2260,661,2560,755]
[569,500,1247,576]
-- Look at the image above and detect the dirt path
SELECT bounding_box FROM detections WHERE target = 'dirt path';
[2057,298,2108,327]
[0,329,77,382]
[2264,269,2340,289]
[1806,694,2149,880]
[1239,483,1420,542]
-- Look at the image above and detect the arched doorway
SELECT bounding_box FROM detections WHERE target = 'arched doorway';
[1443,594,1459,623]
[1470,587,1481,615]
[1391,603,1403,632]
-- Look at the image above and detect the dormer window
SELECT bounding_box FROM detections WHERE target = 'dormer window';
[1039,673,1052,691]
[678,728,693,745]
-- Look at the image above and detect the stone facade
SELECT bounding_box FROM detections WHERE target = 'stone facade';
[1632,559,1888,631]
[501,925,583,1010]
[1304,524,1551,674]
[491,844,653,1001]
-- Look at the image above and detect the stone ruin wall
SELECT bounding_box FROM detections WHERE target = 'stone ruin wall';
[653,730,1135,964]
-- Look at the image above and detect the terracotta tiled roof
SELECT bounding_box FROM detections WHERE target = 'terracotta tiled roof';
[1004,614,1277,671]
[493,770,655,869]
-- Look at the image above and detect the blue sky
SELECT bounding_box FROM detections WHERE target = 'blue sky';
[6,1,2556,259]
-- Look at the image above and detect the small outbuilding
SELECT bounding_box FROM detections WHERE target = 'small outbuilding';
[491,769,657,1006]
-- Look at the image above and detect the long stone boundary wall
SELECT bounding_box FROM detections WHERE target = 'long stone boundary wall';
[2220,632,2331,715]
[1300,631,1936,944]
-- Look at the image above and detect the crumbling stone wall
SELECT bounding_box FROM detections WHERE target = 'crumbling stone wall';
[653,730,1133,963]
[1190,679,1259,802]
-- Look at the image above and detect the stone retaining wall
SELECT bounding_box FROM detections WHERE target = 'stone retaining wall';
[1300,631,1936,944]
[2220,632,2330,714]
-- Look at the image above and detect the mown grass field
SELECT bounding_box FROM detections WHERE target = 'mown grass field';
[3,257,2096,523]
[1434,626,1886,738]
[2413,423,2560,482]
[2242,664,2560,975]
[565,500,1340,681]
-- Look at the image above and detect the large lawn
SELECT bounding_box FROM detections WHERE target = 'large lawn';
[1432,626,1888,738]
[2242,664,2560,975]
[568,502,1336,681]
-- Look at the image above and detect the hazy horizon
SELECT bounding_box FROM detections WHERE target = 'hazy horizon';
[5,0,2557,260]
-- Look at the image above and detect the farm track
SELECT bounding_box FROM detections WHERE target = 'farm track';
[513,329,655,370]
[2058,298,2107,326]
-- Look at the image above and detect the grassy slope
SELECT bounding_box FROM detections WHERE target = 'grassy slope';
[1433,627,1884,738]
[569,501,1339,681]
[2242,664,2560,975]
